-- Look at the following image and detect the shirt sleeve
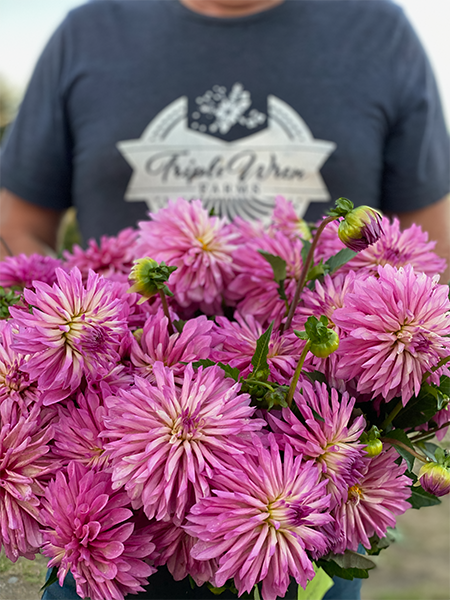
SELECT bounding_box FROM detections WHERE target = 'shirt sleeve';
[381,9,450,214]
[0,18,73,210]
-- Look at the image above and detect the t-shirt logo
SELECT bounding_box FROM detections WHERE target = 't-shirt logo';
[118,83,336,222]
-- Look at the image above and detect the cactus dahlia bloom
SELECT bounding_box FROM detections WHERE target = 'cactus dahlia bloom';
[210,311,303,385]
[269,196,312,241]
[103,363,264,524]
[135,198,238,310]
[63,227,139,283]
[0,400,54,561]
[52,390,110,471]
[0,253,62,289]
[130,309,213,382]
[348,217,447,277]
[268,381,366,508]
[333,448,411,553]
[0,321,41,411]
[333,264,450,404]
[10,268,129,404]
[40,462,156,600]
[186,435,332,600]
[226,231,304,326]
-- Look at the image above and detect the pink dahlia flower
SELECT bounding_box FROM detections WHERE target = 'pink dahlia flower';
[348,217,447,277]
[136,199,238,311]
[226,231,304,326]
[0,253,62,289]
[269,196,311,241]
[52,390,110,470]
[130,309,213,382]
[333,448,411,553]
[10,268,129,404]
[103,363,264,524]
[0,320,41,411]
[210,311,303,385]
[186,435,332,599]
[40,462,156,600]
[333,265,450,404]
[229,216,267,245]
[63,228,139,283]
[0,400,54,561]
[268,381,366,508]
[147,518,217,587]
[291,272,356,390]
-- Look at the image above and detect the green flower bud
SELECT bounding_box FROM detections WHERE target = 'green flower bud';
[418,462,450,497]
[365,439,383,457]
[127,258,177,304]
[360,425,383,457]
[338,206,384,252]
[295,315,339,358]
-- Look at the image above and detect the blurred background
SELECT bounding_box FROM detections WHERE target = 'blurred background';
[0,1,449,600]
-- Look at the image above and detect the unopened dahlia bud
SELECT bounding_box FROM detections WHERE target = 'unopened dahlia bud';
[360,425,383,457]
[418,462,450,497]
[128,258,177,303]
[294,315,339,358]
[338,205,384,252]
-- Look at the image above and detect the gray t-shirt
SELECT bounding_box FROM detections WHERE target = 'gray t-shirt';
[1,0,449,241]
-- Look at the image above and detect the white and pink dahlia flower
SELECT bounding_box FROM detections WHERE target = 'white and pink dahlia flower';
[40,462,156,600]
[136,199,238,311]
[333,264,450,404]
[103,363,264,524]
[186,435,332,600]
[10,268,129,404]
[0,253,62,289]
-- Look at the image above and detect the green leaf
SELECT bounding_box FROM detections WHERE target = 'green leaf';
[367,528,398,556]
[415,441,440,462]
[218,363,241,382]
[392,386,441,429]
[251,322,274,375]
[173,319,186,334]
[304,370,327,385]
[383,429,416,471]
[40,566,59,593]
[317,550,375,581]
[254,584,262,600]
[297,566,334,600]
[301,239,312,265]
[311,407,325,423]
[324,248,358,274]
[258,251,287,283]
[406,472,441,509]
[191,359,216,369]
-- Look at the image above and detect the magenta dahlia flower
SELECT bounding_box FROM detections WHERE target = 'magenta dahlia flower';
[130,309,213,382]
[349,217,447,277]
[0,253,62,289]
[147,518,217,587]
[186,435,332,599]
[210,311,303,384]
[40,462,156,600]
[270,196,311,241]
[333,264,450,404]
[226,231,304,326]
[63,227,139,283]
[0,320,41,411]
[103,363,264,524]
[268,381,366,508]
[135,199,238,311]
[52,390,110,470]
[10,268,129,404]
[0,400,55,561]
[333,448,411,553]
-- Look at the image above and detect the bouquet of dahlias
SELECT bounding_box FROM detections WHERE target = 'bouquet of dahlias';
[1,196,449,600]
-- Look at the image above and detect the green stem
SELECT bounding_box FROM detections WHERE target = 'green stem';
[158,289,174,335]
[410,420,450,442]
[381,399,403,431]
[287,340,311,407]
[283,216,335,332]
[380,437,428,463]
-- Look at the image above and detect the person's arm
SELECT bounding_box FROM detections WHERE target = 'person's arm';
[0,188,65,260]
[389,194,450,283]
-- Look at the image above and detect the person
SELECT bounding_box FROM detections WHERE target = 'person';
[0,0,449,598]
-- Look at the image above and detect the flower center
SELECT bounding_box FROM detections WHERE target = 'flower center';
[170,410,203,443]
[347,484,364,505]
